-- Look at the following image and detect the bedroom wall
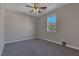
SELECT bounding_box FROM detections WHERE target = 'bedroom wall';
[38,4,79,49]
[5,10,38,43]
[0,4,5,55]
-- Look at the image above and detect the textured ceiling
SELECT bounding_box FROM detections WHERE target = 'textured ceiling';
[4,3,68,17]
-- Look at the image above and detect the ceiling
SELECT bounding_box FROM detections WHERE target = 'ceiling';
[4,3,69,17]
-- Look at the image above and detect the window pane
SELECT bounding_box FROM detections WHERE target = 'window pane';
[47,15,56,32]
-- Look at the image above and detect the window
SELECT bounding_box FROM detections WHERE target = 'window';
[47,15,56,32]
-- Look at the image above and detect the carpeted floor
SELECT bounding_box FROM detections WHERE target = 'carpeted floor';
[2,38,79,56]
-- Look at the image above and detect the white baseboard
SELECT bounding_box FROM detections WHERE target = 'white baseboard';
[39,37,79,51]
[66,45,79,50]
[39,37,62,45]
[0,42,5,56]
[5,37,38,44]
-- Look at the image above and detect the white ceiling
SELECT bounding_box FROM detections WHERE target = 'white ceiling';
[4,3,69,17]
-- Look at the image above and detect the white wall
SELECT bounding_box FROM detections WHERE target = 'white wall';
[3,4,79,52]
[38,4,79,49]
[0,4,5,55]
[5,10,38,43]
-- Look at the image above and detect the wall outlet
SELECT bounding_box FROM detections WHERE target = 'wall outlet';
[62,42,66,46]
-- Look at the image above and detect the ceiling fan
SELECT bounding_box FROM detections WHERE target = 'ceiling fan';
[25,3,47,13]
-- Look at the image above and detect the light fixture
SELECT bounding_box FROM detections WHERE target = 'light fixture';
[25,3,47,13]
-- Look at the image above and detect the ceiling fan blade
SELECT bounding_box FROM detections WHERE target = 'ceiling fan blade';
[25,5,33,8]
[40,7,47,9]
[38,10,41,13]
[30,10,33,12]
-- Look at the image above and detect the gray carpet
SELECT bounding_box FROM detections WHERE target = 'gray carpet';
[2,38,79,56]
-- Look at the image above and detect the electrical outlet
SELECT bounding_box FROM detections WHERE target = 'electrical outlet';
[62,42,66,46]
